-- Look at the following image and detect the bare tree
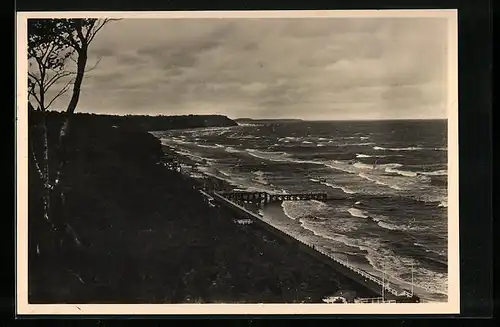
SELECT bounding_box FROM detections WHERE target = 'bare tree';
[28,18,118,257]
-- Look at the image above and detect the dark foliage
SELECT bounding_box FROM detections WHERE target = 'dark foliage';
[30,109,238,132]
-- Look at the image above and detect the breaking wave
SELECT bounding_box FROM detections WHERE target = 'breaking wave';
[374,146,447,151]
[347,208,369,218]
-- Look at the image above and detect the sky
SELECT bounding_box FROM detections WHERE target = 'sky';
[44,17,450,120]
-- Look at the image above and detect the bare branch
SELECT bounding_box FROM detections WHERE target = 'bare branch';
[85,57,102,73]
[41,42,56,64]
[88,19,118,44]
[28,72,42,86]
[46,78,74,109]
[84,19,97,40]
[28,87,42,108]
[61,32,81,51]
[75,20,85,44]
[45,70,74,91]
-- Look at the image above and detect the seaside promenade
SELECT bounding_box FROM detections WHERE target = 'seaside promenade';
[206,190,418,303]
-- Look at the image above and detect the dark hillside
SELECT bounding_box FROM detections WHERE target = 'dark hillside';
[28,112,376,303]
[31,110,237,132]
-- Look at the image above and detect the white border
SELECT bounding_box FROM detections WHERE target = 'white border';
[16,10,459,315]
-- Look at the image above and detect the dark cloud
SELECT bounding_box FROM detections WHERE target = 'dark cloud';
[91,47,115,57]
[115,52,149,65]
[41,16,451,119]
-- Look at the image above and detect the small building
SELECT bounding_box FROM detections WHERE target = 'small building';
[323,290,357,303]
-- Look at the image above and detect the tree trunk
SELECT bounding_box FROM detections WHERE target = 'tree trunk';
[66,44,88,114]
[48,44,89,255]
[40,112,51,228]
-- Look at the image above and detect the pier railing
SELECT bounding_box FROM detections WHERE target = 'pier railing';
[212,192,415,299]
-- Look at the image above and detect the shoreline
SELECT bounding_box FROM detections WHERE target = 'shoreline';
[160,143,445,303]
[159,144,398,301]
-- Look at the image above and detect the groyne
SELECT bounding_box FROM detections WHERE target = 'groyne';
[211,192,417,302]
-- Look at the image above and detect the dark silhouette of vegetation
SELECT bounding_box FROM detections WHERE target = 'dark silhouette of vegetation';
[28,18,118,260]
[30,109,238,132]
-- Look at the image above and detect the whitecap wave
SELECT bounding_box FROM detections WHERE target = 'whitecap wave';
[281,200,333,221]
[421,169,448,176]
[174,150,214,163]
[320,181,356,194]
[358,173,403,190]
[225,146,242,153]
[347,207,369,218]
[438,201,448,208]
[374,146,446,151]
[385,166,418,177]
[196,143,223,149]
[353,162,376,170]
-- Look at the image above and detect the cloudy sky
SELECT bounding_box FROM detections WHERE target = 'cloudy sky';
[47,17,449,120]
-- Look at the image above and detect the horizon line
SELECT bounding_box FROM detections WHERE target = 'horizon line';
[41,110,448,121]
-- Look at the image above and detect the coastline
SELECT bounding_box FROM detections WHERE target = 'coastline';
[159,143,390,301]
[160,142,441,303]
[28,121,379,303]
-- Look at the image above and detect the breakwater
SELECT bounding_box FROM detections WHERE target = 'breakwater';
[211,191,417,302]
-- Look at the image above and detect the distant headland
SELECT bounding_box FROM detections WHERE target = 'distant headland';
[30,110,238,131]
[235,118,304,124]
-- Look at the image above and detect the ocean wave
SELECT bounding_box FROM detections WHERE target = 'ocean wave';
[320,181,356,194]
[355,153,372,158]
[374,146,447,151]
[355,153,402,158]
[334,142,375,147]
[174,150,214,163]
[347,208,369,218]
[385,166,418,177]
[359,242,448,296]
[357,173,403,190]
[413,243,447,257]
[164,137,194,146]
[281,200,333,221]
[302,140,314,144]
[353,162,376,170]
[225,146,242,153]
[438,201,448,208]
[353,161,420,178]
[298,220,339,242]
[245,149,290,161]
[278,136,299,142]
[272,206,448,298]
[196,166,240,187]
[420,169,448,176]
[252,170,269,185]
[196,143,224,149]
[218,170,232,177]
[245,149,321,166]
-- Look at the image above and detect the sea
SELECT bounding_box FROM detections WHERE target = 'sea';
[153,119,449,303]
